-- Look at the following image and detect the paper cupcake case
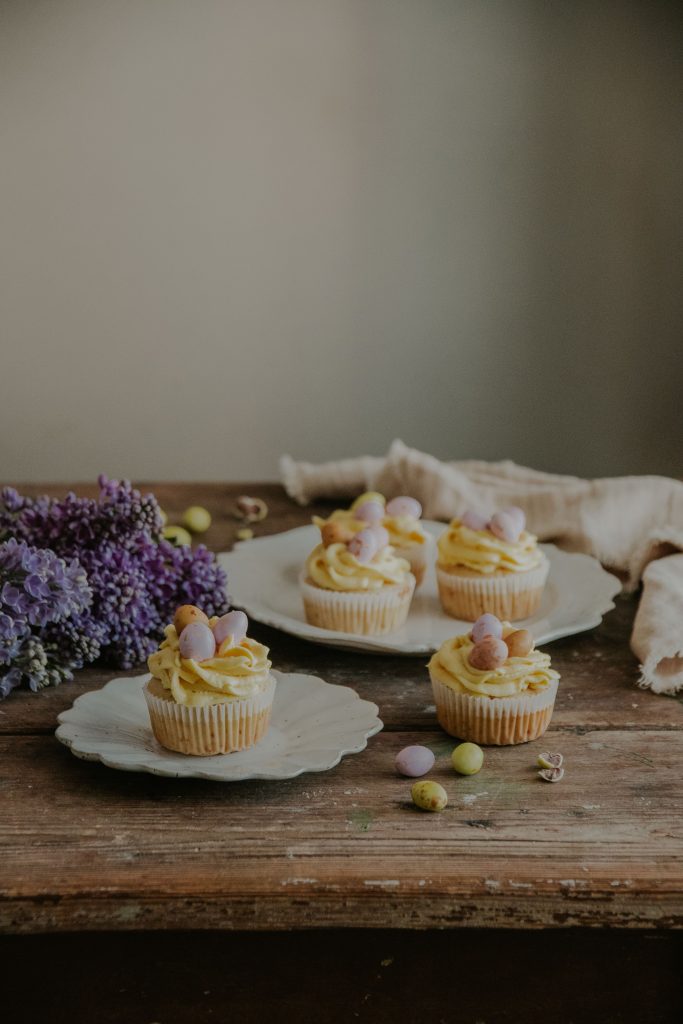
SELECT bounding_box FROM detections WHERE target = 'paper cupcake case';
[436,555,549,621]
[144,676,276,756]
[430,674,559,746]
[300,573,416,636]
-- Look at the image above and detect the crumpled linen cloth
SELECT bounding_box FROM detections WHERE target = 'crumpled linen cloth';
[281,440,683,695]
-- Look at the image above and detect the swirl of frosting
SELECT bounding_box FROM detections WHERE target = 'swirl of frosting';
[305,541,411,592]
[147,620,272,707]
[437,519,543,574]
[428,624,559,697]
[313,492,427,548]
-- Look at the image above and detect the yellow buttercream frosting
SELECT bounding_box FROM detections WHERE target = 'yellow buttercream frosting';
[428,624,559,697]
[312,492,427,549]
[305,541,411,592]
[437,519,543,574]
[147,621,272,707]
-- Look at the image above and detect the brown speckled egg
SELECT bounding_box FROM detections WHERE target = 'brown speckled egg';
[173,604,209,634]
[321,522,354,547]
[505,629,534,658]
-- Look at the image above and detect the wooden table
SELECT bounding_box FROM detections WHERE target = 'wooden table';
[1,483,681,1023]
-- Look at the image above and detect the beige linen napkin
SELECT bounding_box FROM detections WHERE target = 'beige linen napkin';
[281,440,683,695]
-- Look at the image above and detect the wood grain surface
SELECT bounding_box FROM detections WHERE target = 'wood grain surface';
[1,483,682,936]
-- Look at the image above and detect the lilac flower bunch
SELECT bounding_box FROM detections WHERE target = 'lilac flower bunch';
[0,538,93,697]
[0,477,229,696]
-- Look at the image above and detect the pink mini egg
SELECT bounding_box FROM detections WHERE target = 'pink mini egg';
[348,528,379,563]
[461,509,490,531]
[395,745,435,778]
[369,524,390,549]
[488,511,521,544]
[354,500,385,524]
[501,505,526,533]
[213,610,249,646]
[179,622,216,662]
[468,636,509,671]
[385,496,422,519]
[471,613,503,643]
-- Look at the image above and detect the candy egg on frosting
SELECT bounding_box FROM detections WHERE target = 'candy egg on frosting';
[369,524,390,549]
[501,506,526,533]
[321,521,354,548]
[471,613,503,643]
[173,604,209,635]
[488,511,521,544]
[505,628,534,658]
[469,636,509,671]
[179,621,216,662]
[385,496,422,519]
[460,509,490,531]
[348,528,379,563]
[354,500,385,524]
[213,610,249,646]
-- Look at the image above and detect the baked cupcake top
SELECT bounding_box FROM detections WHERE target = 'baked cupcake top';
[437,506,543,574]
[147,606,272,707]
[313,491,427,549]
[305,522,411,592]
[428,613,559,698]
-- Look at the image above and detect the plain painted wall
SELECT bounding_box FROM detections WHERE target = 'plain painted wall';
[1,0,681,482]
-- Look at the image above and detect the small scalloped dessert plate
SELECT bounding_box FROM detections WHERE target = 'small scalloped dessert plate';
[217,522,621,655]
[56,670,382,781]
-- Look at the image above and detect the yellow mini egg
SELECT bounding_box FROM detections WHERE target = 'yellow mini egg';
[173,604,209,634]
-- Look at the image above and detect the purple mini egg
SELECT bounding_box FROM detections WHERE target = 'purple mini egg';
[395,745,435,778]
[179,621,216,662]
[354,500,385,524]
[501,505,526,533]
[348,528,379,563]
[369,524,390,549]
[471,613,503,643]
[461,509,490,531]
[385,496,422,519]
[489,511,521,544]
[213,610,249,646]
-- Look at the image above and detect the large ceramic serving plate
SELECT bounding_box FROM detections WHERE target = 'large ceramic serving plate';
[218,522,621,655]
[56,671,382,781]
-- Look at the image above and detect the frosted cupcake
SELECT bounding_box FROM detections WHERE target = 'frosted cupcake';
[436,507,548,621]
[428,613,560,745]
[300,522,415,635]
[145,606,275,755]
[313,492,431,586]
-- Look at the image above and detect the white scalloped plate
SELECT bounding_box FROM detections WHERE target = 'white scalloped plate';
[218,522,621,655]
[56,670,382,781]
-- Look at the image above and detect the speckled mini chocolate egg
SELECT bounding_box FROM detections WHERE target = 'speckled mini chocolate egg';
[488,511,521,544]
[460,509,490,531]
[213,610,249,646]
[369,524,390,549]
[471,613,503,643]
[348,528,379,563]
[505,629,534,658]
[173,604,209,635]
[354,500,385,524]
[321,521,354,548]
[468,636,509,671]
[501,505,526,533]
[178,621,216,662]
[385,496,422,519]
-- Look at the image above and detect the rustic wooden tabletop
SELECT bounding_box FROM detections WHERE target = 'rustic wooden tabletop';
[1,483,681,1023]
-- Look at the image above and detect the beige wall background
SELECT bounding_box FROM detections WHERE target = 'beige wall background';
[1,0,681,483]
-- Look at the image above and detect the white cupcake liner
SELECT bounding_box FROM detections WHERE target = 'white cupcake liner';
[144,676,276,756]
[300,572,415,635]
[436,554,549,621]
[430,673,558,745]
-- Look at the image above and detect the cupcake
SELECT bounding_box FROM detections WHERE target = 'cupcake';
[436,507,548,621]
[300,521,415,635]
[428,613,560,745]
[145,606,275,755]
[313,491,431,586]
